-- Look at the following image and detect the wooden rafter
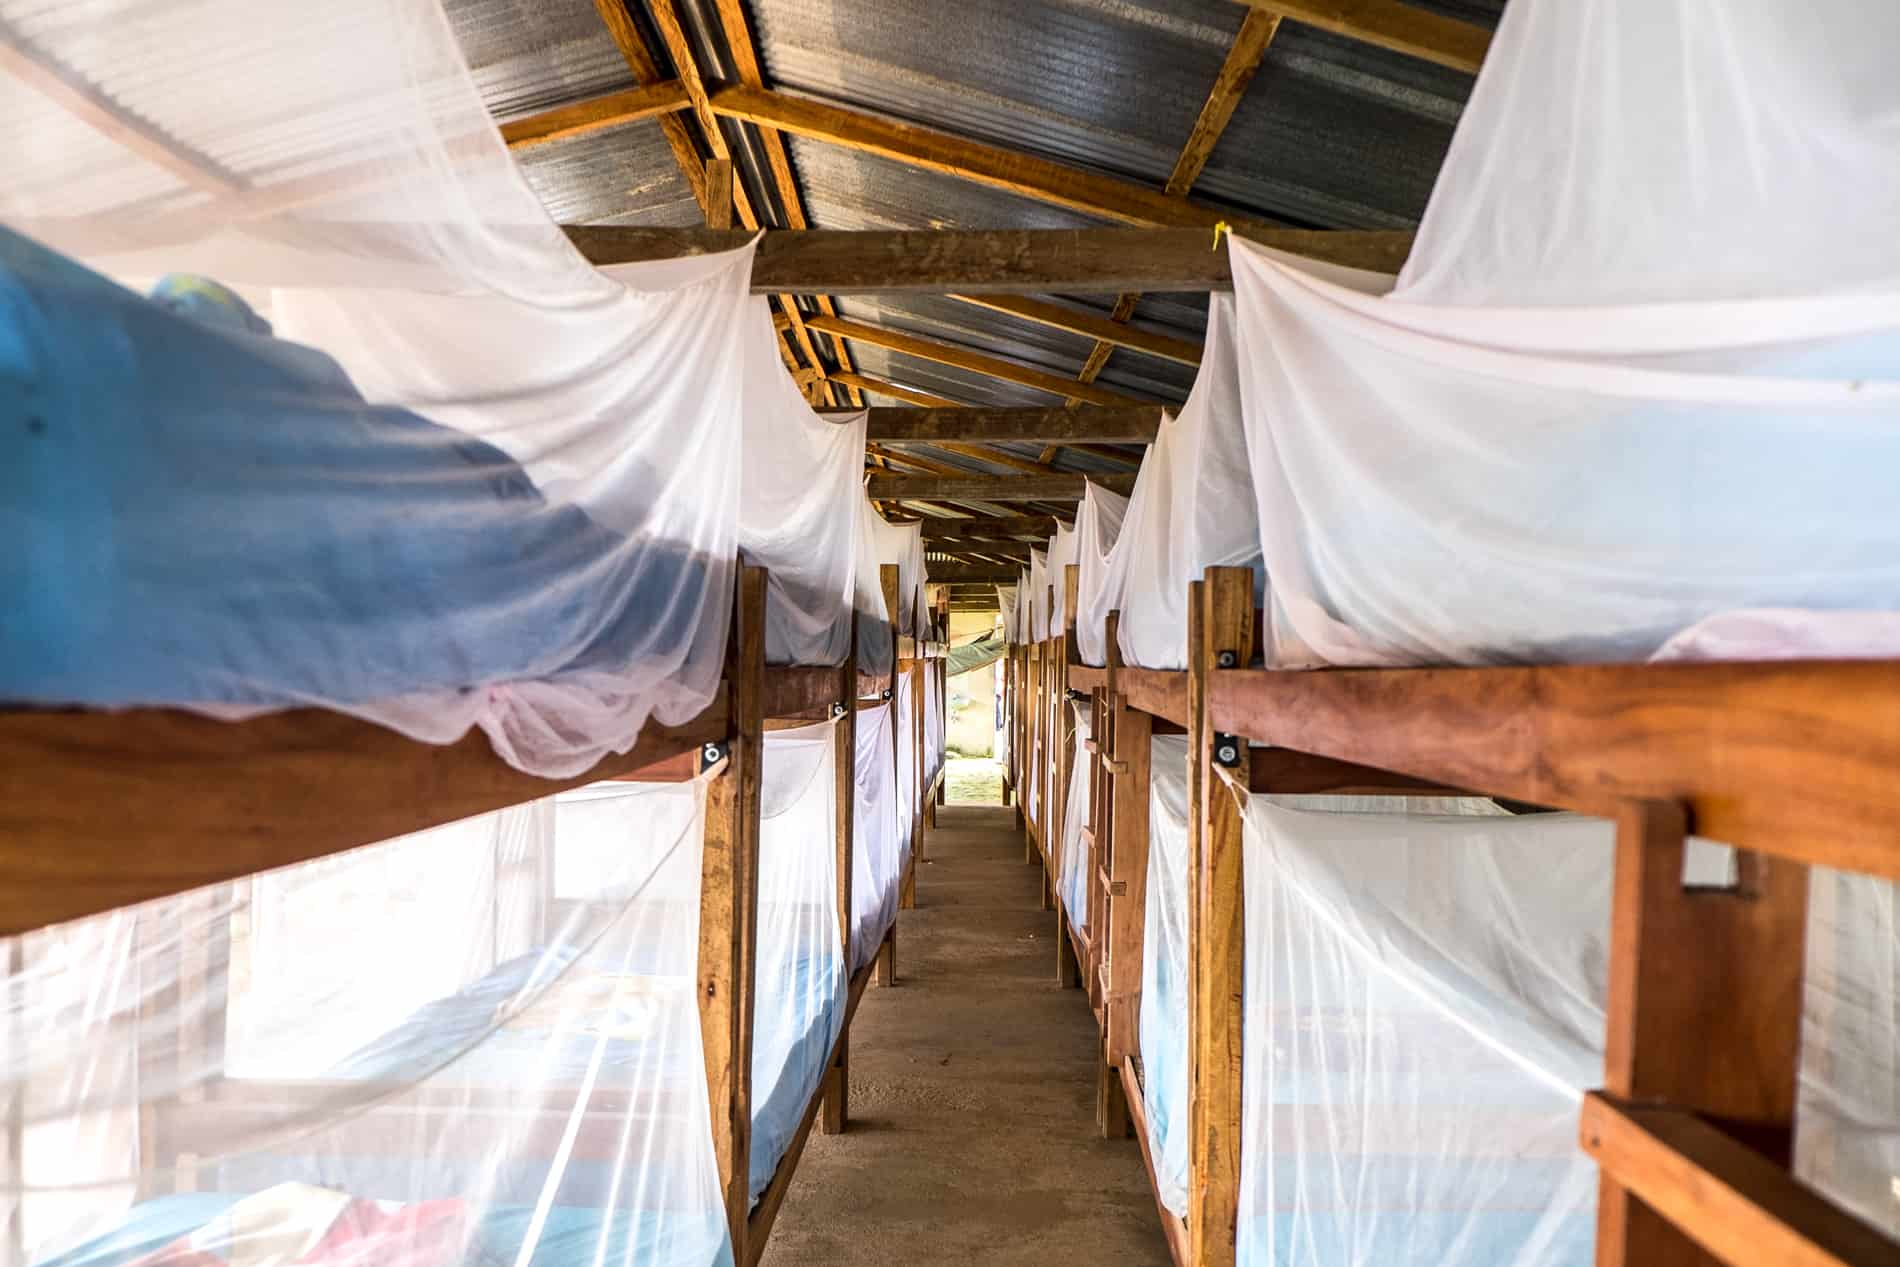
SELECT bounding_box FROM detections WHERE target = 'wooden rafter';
[806,314,1150,408]
[1050,9,1279,460]
[644,0,837,406]
[1231,0,1491,75]
[833,371,961,409]
[500,80,694,151]
[823,405,1163,444]
[706,0,865,408]
[563,225,1411,290]
[708,86,1250,230]
[918,514,1060,539]
[948,294,1202,367]
[866,474,1135,502]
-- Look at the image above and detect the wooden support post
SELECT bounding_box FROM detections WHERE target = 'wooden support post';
[1013,646,1027,831]
[911,654,927,874]
[1588,800,1811,1267]
[1057,908,1082,987]
[1098,611,1144,1138]
[876,921,897,987]
[705,158,734,231]
[699,566,764,1261]
[1188,568,1253,1267]
[820,614,858,1136]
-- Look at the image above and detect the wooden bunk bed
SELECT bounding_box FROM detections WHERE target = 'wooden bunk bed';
[3,560,936,1267]
[1018,562,1900,1267]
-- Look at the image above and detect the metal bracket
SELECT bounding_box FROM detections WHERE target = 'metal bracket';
[1212,732,1243,768]
[880,688,893,701]
[830,701,847,718]
[699,740,730,773]
[1064,688,1090,704]
[1216,649,1239,669]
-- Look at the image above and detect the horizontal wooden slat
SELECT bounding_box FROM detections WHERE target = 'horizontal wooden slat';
[868,473,1135,502]
[560,226,1413,292]
[805,314,1147,407]
[761,665,847,719]
[1248,749,1475,796]
[826,405,1163,444]
[948,295,1202,366]
[0,691,728,935]
[917,514,1062,539]
[1237,0,1491,74]
[927,563,1026,584]
[832,371,962,409]
[1208,660,1900,878]
[1580,1094,1897,1267]
[1118,667,1190,728]
[500,80,693,150]
[1069,665,1107,691]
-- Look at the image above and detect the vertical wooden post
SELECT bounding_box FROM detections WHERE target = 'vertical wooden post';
[699,565,764,1260]
[1024,642,1040,862]
[1592,801,1810,1267]
[1100,609,1147,1139]
[876,565,902,984]
[820,611,858,1136]
[1188,568,1252,1267]
[705,158,734,231]
[1013,646,1027,831]
[904,655,925,907]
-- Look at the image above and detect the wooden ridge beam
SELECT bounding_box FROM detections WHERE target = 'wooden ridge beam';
[833,405,1163,444]
[918,514,1060,539]
[710,84,1238,229]
[563,226,1411,291]
[805,314,1148,407]
[500,80,693,150]
[927,563,1026,584]
[949,294,1202,366]
[867,474,1134,503]
[1234,0,1491,75]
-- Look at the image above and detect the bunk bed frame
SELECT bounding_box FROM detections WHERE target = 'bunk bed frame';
[5,560,936,1267]
[1012,564,1900,1267]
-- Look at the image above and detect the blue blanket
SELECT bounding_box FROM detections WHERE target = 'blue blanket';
[1,227,705,708]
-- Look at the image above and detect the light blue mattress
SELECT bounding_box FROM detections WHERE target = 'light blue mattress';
[36,1191,733,1267]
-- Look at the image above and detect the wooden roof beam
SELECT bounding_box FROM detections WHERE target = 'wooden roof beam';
[832,371,961,409]
[563,226,1411,291]
[927,563,1030,584]
[1233,0,1491,75]
[866,474,1135,502]
[948,294,1202,366]
[917,514,1061,539]
[709,85,1252,230]
[805,314,1151,408]
[500,80,694,150]
[822,405,1163,444]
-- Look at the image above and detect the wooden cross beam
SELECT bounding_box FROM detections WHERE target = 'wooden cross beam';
[928,540,1034,559]
[867,474,1134,503]
[927,563,1026,584]
[843,406,1163,444]
[1231,0,1491,74]
[500,80,693,150]
[917,515,1061,539]
[804,314,1149,407]
[561,226,1412,292]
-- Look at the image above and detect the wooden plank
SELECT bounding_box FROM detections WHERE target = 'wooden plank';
[1170,11,1281,194]
[500,81,693,150]
[710,84,1237,230]
[700,567,765,1259]
[1236,0,1492,74]
[842,405,1163,444]
[1122,1059,1193,1267]
[561,226,1415,292]
[821,620,857,1136]
[830,371,961,409]
[1105,613,1153,1071]
[868,474,1134,503]
[1119,667,1190,728]
[704,158,734,231]
[746,961,876,1264]
[0,695,723,937]
[948,295,1202,366]
[1188,568,1252,1267]
[1580,1096,1897,1267]
[762,664,847,719]
[1247,749,1475,796]
[1596,800,1809,1267]
[1206,660,1900,879]
[591,0,707,210]
[929,539,1034,558]
[1069,665,1106,691]
[918,514,1061,539]
[805,314,1149,407]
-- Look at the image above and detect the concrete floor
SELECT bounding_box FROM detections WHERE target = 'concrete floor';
[758,802,1171,1267]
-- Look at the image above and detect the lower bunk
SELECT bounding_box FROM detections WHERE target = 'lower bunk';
[9,704,915,1267]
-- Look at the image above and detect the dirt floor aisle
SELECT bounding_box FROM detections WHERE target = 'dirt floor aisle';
[758,803,1170,1266]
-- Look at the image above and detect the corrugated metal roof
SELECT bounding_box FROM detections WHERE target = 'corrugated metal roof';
[513,122,702,227]
[446,0,638,120]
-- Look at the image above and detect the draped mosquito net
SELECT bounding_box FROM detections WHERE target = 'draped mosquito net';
[4,778,730,1267]
[1107,299,1263,670]
[1026,551,1049,642]
[1230,0,1900,670]
[1056,702,1092,932]
[751,721,847,1206]
[894,671,919,847]
[849,703,904,976]
[0,0,779,777]
[1070,483,1131,666]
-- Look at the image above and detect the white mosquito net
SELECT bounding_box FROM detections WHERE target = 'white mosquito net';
[0,0,761,776]
[1057,702,1092,932]
[1071,483,1131,667]
[1109,299,1262,670]
[849,702,903,976]
[4,778,728,1267]
[1230,0,1900,670]
[894,670,919,848]
[750,721,847,1206]
[1026,550,1050,643]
